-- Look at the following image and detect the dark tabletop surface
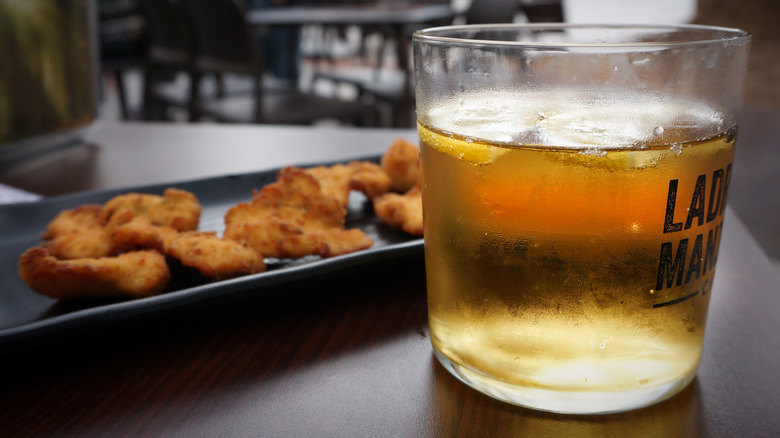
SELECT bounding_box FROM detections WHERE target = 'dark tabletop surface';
[247,3,454,26]
[0,118,777,437]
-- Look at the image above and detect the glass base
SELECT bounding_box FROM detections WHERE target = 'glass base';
[433,347,695,414]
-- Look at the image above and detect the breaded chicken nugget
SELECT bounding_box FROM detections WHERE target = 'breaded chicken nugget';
[305,161,391,206]
[304,164,355,206]
[224,167,373,259]
[380,138,420,193]
[40,205,115,259]
[373,185,423,236]
[18,247,170,300]
[100,188,202,231]
[346,161,392,199]
[166,232,266,280]
[111,215,177,253]
[112,216,266,280]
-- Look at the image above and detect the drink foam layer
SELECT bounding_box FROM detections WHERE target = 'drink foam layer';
[425,91,724,149]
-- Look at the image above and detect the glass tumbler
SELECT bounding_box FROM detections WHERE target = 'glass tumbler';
[413,24,751,414]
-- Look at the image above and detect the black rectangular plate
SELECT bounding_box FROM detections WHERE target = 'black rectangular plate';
[0,156,423,347]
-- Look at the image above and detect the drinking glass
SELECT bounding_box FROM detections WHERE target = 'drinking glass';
[413,24,751,414]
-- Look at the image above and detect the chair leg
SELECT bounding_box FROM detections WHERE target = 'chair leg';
[142,64,170,121]
[113,70,131,120]
[188,70,202,122]
[215,73,225,98]
[142,63,155,121]
[252,75,264,123]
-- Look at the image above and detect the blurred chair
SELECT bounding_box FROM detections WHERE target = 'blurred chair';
[98,0,148,120]
[251,0,305,81]
[520,0,565,22]
[464,0,520,24]
[311,65,408,127]
[184,0,377,126]
[139,0,196,120]
[461,0,564,24]
[141,0,292,122]
[308,15,406,126]
[311,0,526,127]
[307,7,431,127]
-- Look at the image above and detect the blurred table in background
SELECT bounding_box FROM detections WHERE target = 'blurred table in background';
[0,122,414,195]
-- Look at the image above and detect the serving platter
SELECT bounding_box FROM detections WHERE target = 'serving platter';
[0,156,423,346]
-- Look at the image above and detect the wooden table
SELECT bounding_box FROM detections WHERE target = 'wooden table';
[0,121,778,437]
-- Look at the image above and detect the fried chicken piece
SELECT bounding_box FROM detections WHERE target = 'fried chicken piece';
[380,138,420,193]
[373,184,423,236]
[18,247,170,300]
[99,188,202,231]
[112,216,266,280]
[166,232,266,280]
[347,161,393,199]
[111,215,177,253]
[39,205,115,259]
[304,164,354,206]
[305,161,391,206]
[224,167,373,259]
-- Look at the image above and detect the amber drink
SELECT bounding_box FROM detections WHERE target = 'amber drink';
[413,25,751,413]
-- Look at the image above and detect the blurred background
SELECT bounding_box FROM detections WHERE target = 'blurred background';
[87,0,780,119]
[1,0,777,267]
[92,0,779,121]
[692,0,780,271]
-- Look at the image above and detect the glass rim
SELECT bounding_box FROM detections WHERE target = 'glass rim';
[413,23,751,49]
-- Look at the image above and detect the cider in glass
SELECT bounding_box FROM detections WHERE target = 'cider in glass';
[420,91,735,413]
